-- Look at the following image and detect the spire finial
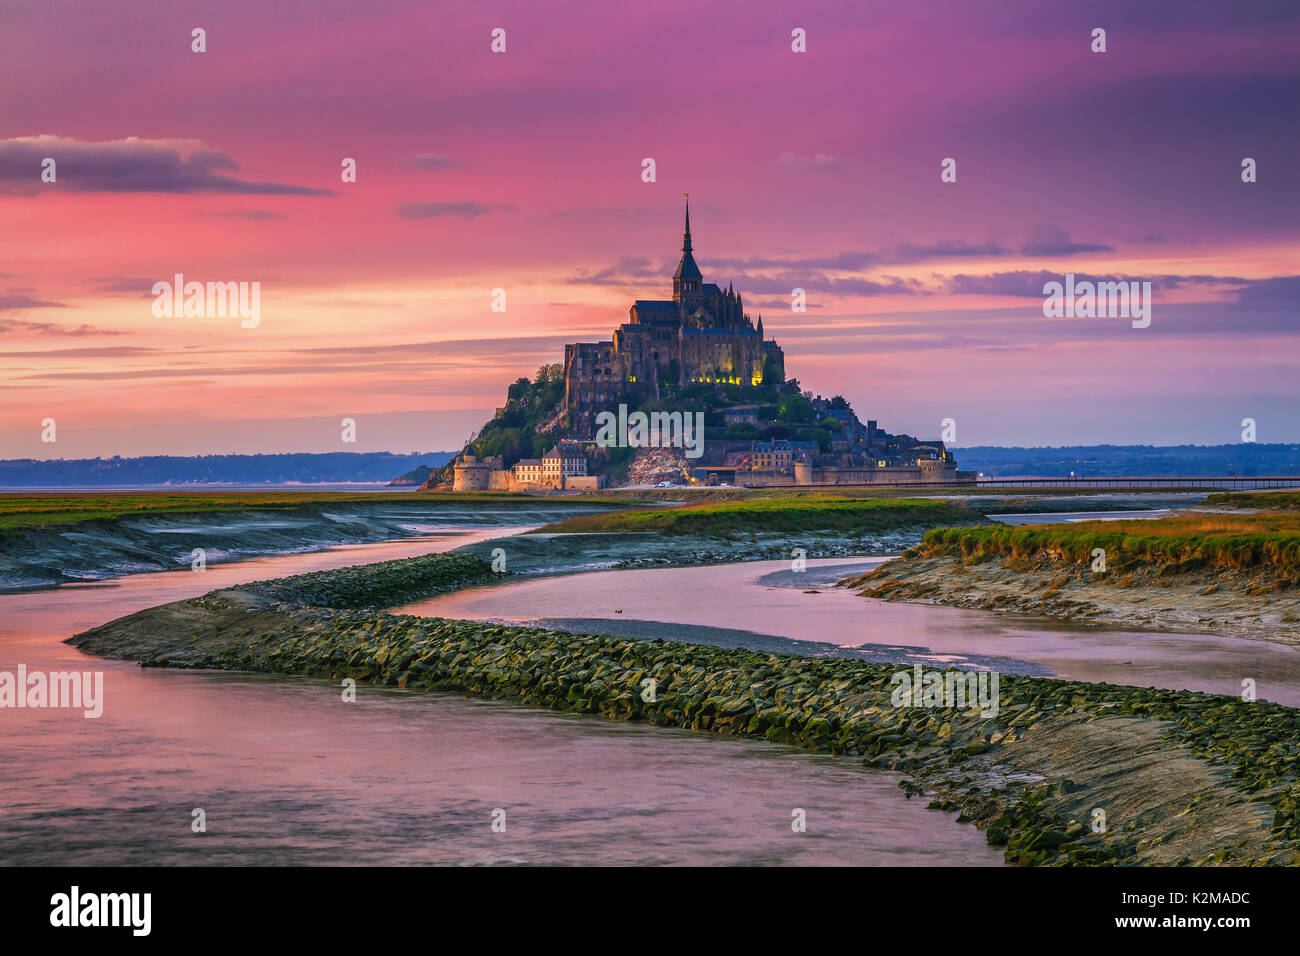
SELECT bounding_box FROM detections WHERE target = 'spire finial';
[682,194,692,253]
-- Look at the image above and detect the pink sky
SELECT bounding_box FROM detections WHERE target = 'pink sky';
[2,0,1297,456]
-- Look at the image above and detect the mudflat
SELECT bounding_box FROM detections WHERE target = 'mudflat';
[68,552,1300,867]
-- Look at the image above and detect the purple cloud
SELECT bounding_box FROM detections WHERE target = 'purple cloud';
[396,201,495,219]
[1020,226,1114,257]
[0,293,64,310]
[406,154,464,170]
[0,136,333,196]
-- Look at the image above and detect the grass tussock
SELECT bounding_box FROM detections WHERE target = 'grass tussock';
[530,495,984,536]
[920,513,1300,575]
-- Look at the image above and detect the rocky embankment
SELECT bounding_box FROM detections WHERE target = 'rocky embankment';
[70,553,1300,866]
[844,551,1300,643]
[623,447,689,486]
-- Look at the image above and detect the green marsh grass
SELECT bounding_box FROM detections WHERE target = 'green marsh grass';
[531,495,983,536]
[921,513,1300,573]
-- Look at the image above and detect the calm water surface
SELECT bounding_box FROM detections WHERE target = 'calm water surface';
[400,556,1300,707]
[15,505,1287,865]
[1,532,1002,866]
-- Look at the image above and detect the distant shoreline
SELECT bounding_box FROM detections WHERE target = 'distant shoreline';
[0,482,411,492]
[0,451,455,488]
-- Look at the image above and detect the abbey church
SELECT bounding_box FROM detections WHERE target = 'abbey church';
[564,202,786,437]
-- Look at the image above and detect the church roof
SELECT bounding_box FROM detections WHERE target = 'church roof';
[682,326,758,336]
[674,199,702,281]
[633,300,677,311]
[543,444,585,460]
[674,252,702,281]
[754,440,819,452]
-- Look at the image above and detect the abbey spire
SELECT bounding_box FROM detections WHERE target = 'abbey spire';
[672,196,702,302]
[563,200,786,434]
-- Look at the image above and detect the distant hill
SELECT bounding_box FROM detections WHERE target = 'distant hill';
[0,452,455,487]
[389,465,434,486]
[954,444,1300,477]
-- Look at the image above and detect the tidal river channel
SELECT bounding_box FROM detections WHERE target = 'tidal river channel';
[1,530,1003,866]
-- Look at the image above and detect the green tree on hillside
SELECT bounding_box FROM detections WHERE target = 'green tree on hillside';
[762,355,784,386]
[466,364,566,466]
[778,391,814,424]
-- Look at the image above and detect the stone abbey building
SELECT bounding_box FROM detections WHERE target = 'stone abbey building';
[564,202,785,437]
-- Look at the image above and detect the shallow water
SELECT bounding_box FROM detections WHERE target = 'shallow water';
[991,509,1172,524]
[0,532,1002,866]
[399,557,1300,707]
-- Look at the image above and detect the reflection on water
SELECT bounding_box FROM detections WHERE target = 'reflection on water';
[0,533,1002,866]
[400,557,1300,707]
[0,675,1001,866]
[990,510,1172,525]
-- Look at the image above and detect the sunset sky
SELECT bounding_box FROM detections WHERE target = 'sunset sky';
[2,0,1297,457]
